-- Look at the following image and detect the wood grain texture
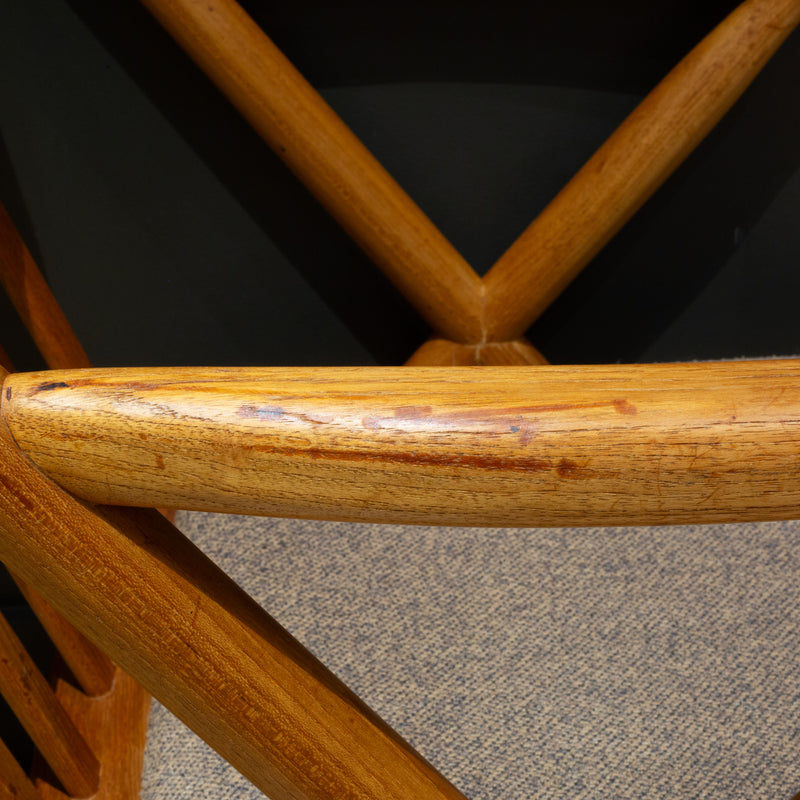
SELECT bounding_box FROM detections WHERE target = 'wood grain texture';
[138,0,484,343]
[33,666,151,800]
[0,413,467,800]
[4,362,800,527]
[0,737,41,800]
[482,0,800,341]
[13,576,115,698]
[0,612,99,798]
[0,202,91,369]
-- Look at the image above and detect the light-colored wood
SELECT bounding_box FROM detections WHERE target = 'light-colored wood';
[0,612,99,798]
[5,362,800,528]
[33,666,151,800]
[0,202,91,369]
[138,0,484,343]
[0,411,467,800]
[482,0,800,341]
[0,737,41,800]
[13,576,115,698]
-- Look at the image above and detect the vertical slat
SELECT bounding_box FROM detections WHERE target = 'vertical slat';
[482,0,800,341]
[0,202,90,370]
[138,0,485,343]
[0,389,467,800]
[0,613,99,798]
[13,577,115,697]
[0,736,41,800]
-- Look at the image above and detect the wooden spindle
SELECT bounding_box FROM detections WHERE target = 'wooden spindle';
[482,0,800,341]
[5,362,800,528]
[138,0,484,343]
[0,612,99,798]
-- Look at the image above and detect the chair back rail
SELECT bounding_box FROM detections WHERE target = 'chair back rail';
[3,362,800,527]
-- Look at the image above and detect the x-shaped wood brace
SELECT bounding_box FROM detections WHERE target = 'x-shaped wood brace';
[140,0,800,367]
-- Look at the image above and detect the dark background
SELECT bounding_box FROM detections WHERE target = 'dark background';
[0,0,798,767]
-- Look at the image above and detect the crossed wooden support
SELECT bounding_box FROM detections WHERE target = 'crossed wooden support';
[143,0,800,367]
[0,1,798,798]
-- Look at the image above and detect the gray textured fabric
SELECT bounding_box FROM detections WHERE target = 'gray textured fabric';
[142,514,800,799]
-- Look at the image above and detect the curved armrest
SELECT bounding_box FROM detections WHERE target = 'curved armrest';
[3,361,799,527]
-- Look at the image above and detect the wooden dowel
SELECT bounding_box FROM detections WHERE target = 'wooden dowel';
[0,612,99,798]
[138,0,484,343]
[13,576,115,697]
[475,339,549,366]
[405,339,478,366]
[0,737,41,800]
[5,362,800,528]
[0,410,467,800]
[0,343,14,374]
[0,202,91,369]
[405,338,548,365]
[482,0,800,341]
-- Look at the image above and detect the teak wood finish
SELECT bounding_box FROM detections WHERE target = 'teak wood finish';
[4,362,800,528]
[0,0,799,798]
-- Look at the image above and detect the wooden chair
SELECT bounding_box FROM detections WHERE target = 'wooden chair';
[0,0,799,796]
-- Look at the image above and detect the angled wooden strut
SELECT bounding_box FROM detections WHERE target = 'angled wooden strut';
[4,362,800,528]
[481,0,800,340]
[138,0,484,344]
[0,391,467,800]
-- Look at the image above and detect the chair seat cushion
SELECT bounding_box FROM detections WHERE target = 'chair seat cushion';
[141,514,800,799]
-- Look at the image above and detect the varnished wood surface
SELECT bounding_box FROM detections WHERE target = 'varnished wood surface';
[4,362,800,527]
[482,0,800,341]
[138,0,484,343]
[0,202,91,370]
[34,666,151,800]
[0,613,99,798]
[13,576,115,698]
[0,412,467,800]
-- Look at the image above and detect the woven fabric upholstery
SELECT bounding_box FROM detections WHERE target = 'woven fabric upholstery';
[142,513,800,800]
